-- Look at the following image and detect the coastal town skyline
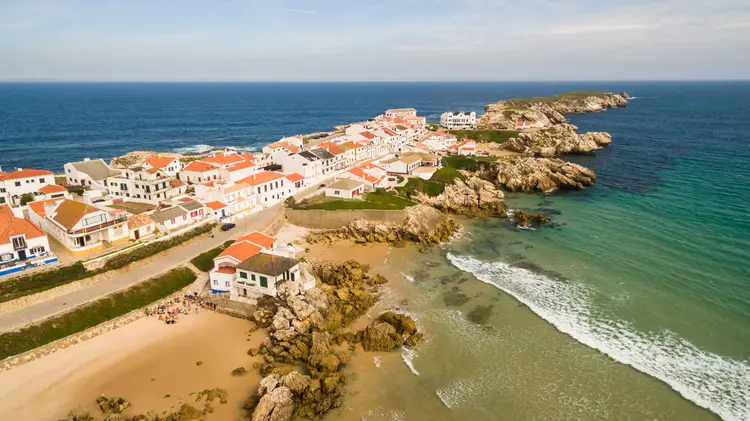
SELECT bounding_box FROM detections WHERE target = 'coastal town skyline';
[1,0,749,81]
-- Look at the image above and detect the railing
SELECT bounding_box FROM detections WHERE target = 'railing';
[68,216,127,235]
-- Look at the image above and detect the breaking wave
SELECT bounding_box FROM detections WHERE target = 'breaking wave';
[401,347,420,376]
[173,144,213,154]
[447,253,750,421]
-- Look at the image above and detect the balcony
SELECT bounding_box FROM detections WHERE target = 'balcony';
[68,215,127,235]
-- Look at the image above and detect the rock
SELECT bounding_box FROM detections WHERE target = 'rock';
[378,311,417,335]
[163,404,204,421]
[287,296,316,320]
[253,297,278,328]
[259,374,281,395]
[467,305,494,325]
[59,407,94,421]
[232,367,248,376]
[414,176,507,217]
[494,157,596,192]
[443,288,470,306]
[281,370,311,394]
[512,210,550,227]
[361,321,402,352]
[247,321,259,333]
[96,396,131,415]
[503,124,608,156]
[272,328,299,342]
[252,386,294,421]
[109,150,183,169]
[195,388,229,405]
[243,394,261,411]
[271,307,294,331]
[404,332,424,348]
[308,331,341,373]
[478,91,629,130]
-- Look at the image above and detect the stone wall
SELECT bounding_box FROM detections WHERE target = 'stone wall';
[285,209,407,230]
[264,207,287,236]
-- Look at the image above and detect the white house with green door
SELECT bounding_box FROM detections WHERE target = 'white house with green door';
[233,252,314,300]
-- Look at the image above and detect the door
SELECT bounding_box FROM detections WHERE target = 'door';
[18,250,27,261]
[134,229,140,240]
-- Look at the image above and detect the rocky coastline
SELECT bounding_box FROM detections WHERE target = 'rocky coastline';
[412,175,508,217]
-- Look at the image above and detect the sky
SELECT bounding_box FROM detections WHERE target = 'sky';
[0,0,749,81]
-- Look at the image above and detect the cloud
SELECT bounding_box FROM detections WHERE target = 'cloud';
[283,8,315,14]
[546,23,648,35]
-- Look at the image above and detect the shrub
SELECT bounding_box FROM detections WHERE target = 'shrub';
[191,240,233,272]
[396,178,445,198]
[0,262,89,304]
[430,168,466,184]
[0,267,196,360]
[442,156,496,172]
[19,193,36,206]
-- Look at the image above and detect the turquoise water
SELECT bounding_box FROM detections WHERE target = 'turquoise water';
[446,84,750,420]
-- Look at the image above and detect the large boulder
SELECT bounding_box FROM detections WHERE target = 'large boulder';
[361,321,402,352]
[308,331,341,374]
[495,157,596,192]
[252,386,294,421]
[415,176,507,217]
[504,124,607,156]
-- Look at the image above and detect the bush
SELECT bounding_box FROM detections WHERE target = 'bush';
[0,262,89,304]
[396,178,446,198]
[0,267,196,360]
[430,168,466,184]
[19,193,36,206]
[442,156,496,172]
[284,196,297,208]
[191,240,233,272]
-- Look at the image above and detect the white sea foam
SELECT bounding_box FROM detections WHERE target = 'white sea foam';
[401,347,420,376]
[373,356,382,368]
[447,252,750,421]
[173,144,213,154]
[400,272,415,283]
[361,408,406,421]
[436,371,493,409]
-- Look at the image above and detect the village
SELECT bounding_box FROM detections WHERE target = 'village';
[0,107,518,306]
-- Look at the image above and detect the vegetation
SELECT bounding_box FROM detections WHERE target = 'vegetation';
[395,178,446,198]
[504,91,610,106]
[19,193,35,206]
[0,223,216,305]
[292,191,415,211]
[442,155,497,172]
[448,129,519,144]
[429,167,466,184]
[0,267,196,360]
[191,240,234,272]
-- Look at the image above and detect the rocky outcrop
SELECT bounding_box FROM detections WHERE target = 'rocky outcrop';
[503,124,612,156]
[478,92,629,130]
[494,158,597,192]
[414,176,507,217]
[96,396,131,415]
[250,370,343,421]
[360,312,423,352]
[109,150,183,169]
[512,210,550,227]
[305,205,458,245]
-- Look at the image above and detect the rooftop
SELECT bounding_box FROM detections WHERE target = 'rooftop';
[239,171,285,186]
[182,161,219,173]
[236,231,277,249]
[38,184,68,194]
[69,159,121,180]
[146,155,177,170]
[0,168,54,182]
[217,241,262,263]
[150,206,187,223]
[0,204,46,244]
[51,199,104,230]
[327,178,365,191]
[237,252,300,277]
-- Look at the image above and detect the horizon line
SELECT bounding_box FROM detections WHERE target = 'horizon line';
[1,78,749,84]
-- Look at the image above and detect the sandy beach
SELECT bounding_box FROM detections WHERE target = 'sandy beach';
[0,311,263,420]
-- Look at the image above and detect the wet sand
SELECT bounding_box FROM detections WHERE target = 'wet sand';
[0,311,263,421]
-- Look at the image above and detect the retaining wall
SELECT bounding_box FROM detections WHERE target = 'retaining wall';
[285,209,406,230]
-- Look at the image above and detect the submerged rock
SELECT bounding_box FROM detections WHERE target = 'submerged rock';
[467,305,494,325]
[96,396,131,415]
[513,210,550,227]
[360,312,423,352]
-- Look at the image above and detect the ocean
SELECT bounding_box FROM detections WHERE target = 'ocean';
[1,82,749,420]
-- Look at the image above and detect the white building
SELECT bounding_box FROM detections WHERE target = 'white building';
[423,131,458,152]
[0,168,56,206]
[239,171,291,207]
[107,165,186,205]
[64,159,121,191]
[194,181,258,221]
[457,141,477,156]
[149,199,209,233]
[143,155,182,178]
[324,179,365,199]
[0,204,56,277]
[274,152,324,182]
[218,160,258,184]
[515,120,546,130]
[234,253,313,299]
[209,231,277,294]
[28,199,129,256]
[381,155,423,175]
[440,111,477,130]
[385,108,417,119]
[178,160,222,184]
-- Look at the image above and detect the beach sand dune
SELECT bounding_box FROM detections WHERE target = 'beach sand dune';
[0,311,263,421]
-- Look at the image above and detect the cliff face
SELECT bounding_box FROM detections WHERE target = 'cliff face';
[478,92,629,130]
[413,176,507,217]
[503,124,612,157]
[494,157,597,192]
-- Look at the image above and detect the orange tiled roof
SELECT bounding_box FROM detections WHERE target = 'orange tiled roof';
[319,142,345,156]
[0,204,46,243]
[0,169,53,181]
[223,183,250,194]
[217,241,262,262]
[359,131,377,140]
[146,155,177,169]
[227,160,256,172]
[202,153,246,167]
[285,173,304,183]
[236,231,277,249]
[216,267,236,275]
[27,198,63,217]
[38,184,67,194]
[51,199,102,230]
[205,201,228,211]
[239,153,255,161]
[182,161,219,173]
[239,171,285,186]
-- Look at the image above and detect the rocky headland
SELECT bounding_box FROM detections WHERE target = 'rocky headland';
[477,91,630,130]
[412,175,508,217]
[503,123,612,157]
[305,204,459,245]
[491,157,597,192]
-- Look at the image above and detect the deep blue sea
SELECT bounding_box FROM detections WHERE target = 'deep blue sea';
[1,82,749,420]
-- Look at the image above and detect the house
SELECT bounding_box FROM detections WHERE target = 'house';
[64,159,121,191]
[29,199,129,256]
[128,214,155,240]
[178,161,221,184]
[457,141,477,156]
[423,131,458,152]
[234,253,312,299]
[0,204,56,277]
[310,148,338,176]
[0,168,56,206]
[239,171,289,207]
[340,167,386,189]
[274,152,324,182]
[209,231,277,294]
[381,154,422,175]
[194,181,257,221]
[440,111,477,130]
[37,184,70,201]
[106,165,185,205]
[219,160,258,184]
[385,108,417,119]
[515,121,545,130]
[202,150,254,169]
[316,142,350,171]
[150,199,208,233]
[143,156,181,177]
[325,178,365,198]
[285,173,305,190]
[263,140,301,155]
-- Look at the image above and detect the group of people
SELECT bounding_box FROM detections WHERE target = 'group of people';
[145,292,221,325]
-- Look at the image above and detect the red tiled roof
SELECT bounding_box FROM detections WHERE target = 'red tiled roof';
[217,241,262,262]
[38,184,67,194]
[236,231,277,249]
[146,155,177,169]
[182,161,219,173]
[216,267,236,275]
[382,128,398,136]
[27,198,62,217]
[239,153,255,161]
[285,173,304,183]
[319,142,345,156]
[239,171,285,186]
[0,204,46,244]
[202,153,246,167]
[359,131,377,140]
[226,160,256,172]
[0,169,53,181]
[205,201,228,211]
[348,168,379,184]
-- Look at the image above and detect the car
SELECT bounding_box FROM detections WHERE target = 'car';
[220,223,236,231]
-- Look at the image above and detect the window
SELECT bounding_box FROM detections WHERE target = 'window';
[214,280,218,285]
[30,246,45,254]
[11,236,27,250]
[240,272,247,279]
[260,276,267,288]
[39,178,45,183]
[14,182,20,187]
[82,214,105,227]
[225,281,230,287]
[251,274,256,281]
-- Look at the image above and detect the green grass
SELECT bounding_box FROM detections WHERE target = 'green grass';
[448,129,519,144]
[503,91,611,106]
[0,267,196,360]
[441,156,497,172]
[294,192,415,210]
[395,178,446,198]
[0,223,216,305]
[429,167,466,184]
[191,240,234,272]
